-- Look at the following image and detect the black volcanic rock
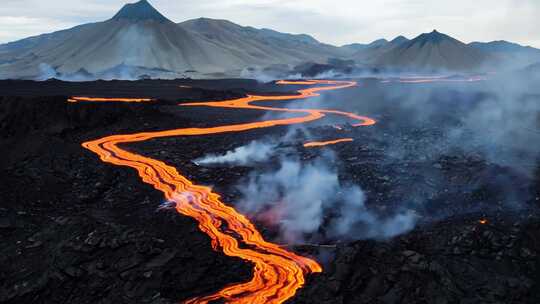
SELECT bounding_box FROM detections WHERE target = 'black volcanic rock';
[293,62,353,77]
[111,0,171,23]
[1,78,540,304]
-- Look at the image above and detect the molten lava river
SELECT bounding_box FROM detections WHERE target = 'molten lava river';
[71,80,376,303]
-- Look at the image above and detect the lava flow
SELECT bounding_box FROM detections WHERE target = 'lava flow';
[78,80,376,304]
[68,96,153,103]
[304,138,354,148]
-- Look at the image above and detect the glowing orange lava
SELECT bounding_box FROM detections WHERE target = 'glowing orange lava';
[304,138,354,148]
[78,80,376,304]
[479,219,488,225]
[67,96,153,103]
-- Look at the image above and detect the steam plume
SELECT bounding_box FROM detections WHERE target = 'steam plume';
[195,141,276,165]
[236,151,416,244]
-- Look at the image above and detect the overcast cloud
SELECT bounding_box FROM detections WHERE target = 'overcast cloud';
[1,0,539,47]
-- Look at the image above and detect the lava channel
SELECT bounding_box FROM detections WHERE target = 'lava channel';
[68,96,154,103]
[76,80,376,304]
[304,138,354,148]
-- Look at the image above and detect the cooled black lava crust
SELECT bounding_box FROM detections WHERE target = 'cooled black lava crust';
[1,78,539,304]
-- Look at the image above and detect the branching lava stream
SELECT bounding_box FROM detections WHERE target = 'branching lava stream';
[76,80,376,304]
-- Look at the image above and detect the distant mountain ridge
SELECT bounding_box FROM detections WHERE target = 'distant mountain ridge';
[371,30,489,71]
[0,1,222,79]
[178,17,344,65]
[0,0,345,80]
[469,40,540,54]
[0,0,539,79]
[390,36,409,45]
[469,40,540,68]
[346,35,540,71]
[348,36,409,64]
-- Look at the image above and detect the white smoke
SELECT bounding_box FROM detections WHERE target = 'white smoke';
[37,63,58,80]
[310,69,341,79]
[240,66,302,82]
[195,137,417,243]
[241,67,277,82]
[195,141,276,166]
[328,186,417,240]
[236,154,416,244]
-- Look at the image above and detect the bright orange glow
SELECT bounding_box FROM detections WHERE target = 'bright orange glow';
[79,80,376,304]
[304,138,354,148]
[479,219,488,225]
[68,96,153,103]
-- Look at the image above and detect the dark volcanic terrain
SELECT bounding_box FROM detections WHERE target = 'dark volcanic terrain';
[1,78,540,304]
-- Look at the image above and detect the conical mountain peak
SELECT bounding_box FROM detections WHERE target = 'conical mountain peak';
[112,0,171,23]
[390,35,409,44]
[412,29,456,45]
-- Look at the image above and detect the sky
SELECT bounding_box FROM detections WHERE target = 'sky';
[1,0,539,48]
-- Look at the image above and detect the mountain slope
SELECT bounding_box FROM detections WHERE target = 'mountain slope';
[375,30,489,71]
[0,1,230,79]
[0,1,530,79]
[525,62,540,72]
[469,41,540,68]
[0,0,342,80]
[390,36,409,45]
[340,43,369,52]
[350,36,409,64]
[178,18,347,67]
